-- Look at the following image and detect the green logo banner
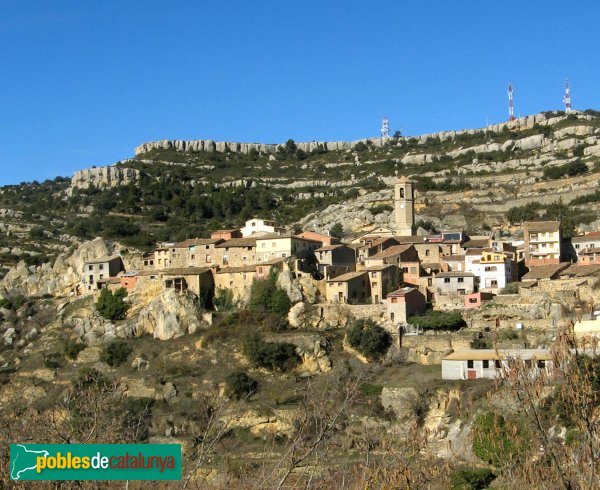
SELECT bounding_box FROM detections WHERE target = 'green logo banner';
[10,444,181,481]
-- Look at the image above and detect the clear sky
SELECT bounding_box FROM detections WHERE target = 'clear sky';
[1,1,599,185]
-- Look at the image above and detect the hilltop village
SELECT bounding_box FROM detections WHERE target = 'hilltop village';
[78,176,600,379]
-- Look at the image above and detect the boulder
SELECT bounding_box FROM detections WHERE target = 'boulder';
[136,289,201,340]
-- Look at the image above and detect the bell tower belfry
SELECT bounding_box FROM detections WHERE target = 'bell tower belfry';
[395,176,415,236]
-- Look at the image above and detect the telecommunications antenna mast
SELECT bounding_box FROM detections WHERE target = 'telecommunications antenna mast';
[564,79,572,113]
[381,117,390,140]
[507,84,516,121]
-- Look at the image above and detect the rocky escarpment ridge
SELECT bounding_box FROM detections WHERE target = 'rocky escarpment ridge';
[133,112,583,157]
[68,166,143,194]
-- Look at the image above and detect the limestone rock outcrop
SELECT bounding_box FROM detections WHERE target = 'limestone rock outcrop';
[136,289,202,340]
[68,166,142,194]
[0,237,113,297]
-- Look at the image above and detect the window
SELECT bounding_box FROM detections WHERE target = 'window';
[469,297,477,304]
[482,360,489,368]
[458,277,464,283]
[229,281,233,287]
[191,255,195,260]
[390,312,395,321]
[425,249,430,257]
[88,265,93,271]
[410,267,417,274]
[467,360,474,369]
[400,188,405,198]
[206,256,211,263]
[371,272,376,278]
[99,264,104,270]
[243,256,247,262]
[262,243,266,248]
[495,360,501,369]
[372,282,378,287]
[537,360,546,368]
[444,278,450,283]
[338,282,342,286]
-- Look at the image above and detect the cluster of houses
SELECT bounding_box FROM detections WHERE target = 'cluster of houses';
[81,177,600,333]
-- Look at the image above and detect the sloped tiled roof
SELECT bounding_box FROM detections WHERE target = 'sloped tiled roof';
[559,264,600,278]
[521,263,569,280]
[461,239,489,248]
[216,265,257,274]
[435,271,475,278]
[315,244,346,252]
[524,221,561,232]
[441,254,465,262]
[326,271,367,282]
[85,255,121,264]
[368,244,413,259]
[174,238,222,248]
[216,237,257,248]
[159,267,212,276]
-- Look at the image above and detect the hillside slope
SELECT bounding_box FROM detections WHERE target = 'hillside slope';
[1,110,600,271]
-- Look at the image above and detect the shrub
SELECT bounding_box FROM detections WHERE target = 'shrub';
[330,222,344,239]
[248,271,291,319]
[29,227,46,240]
[64,340,86,360]
[244,334,299,372]
[121,397,154,441]
[451,467,495,490]
[370,204,393,216]
[408,310,464,331]
[499,282,518,294]
[226,369,258,400]
[95,288,129,321]
[358,383,383,397]
[472,412,529,467]
[214,287,235,311]
[0,295,27,311]
[44,352,65,369]
[100,339,133,367]
[347,319,392,361]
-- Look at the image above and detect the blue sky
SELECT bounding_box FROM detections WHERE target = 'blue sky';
[1,1,599,185]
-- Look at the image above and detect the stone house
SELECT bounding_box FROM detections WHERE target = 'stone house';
[385,287,426,324]
[240,218,286,237]
[442,349,552,380]
[82,255,124,292]
[215,237,257,267]
[315,244,356,278]
[363,265,401,304]
[434,271,476,296]
[325,271,370,304]
[441,254,465,272]
[153,246,172,269]
[214,265,257,302]
[141,251,155,270]
[255,233,322,263]
[524,221,562,266]
[169,238,224,268]
[363,244,420,286]
[356,237,399,262]
[464,291,494,309]
[161,267,214,297]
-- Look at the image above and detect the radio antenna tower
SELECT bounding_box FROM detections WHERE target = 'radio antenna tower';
[564,79,572,113]
[381,117,390,140]
[507,84,516,121]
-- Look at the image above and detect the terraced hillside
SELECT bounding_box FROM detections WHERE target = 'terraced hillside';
[1,110,600,273]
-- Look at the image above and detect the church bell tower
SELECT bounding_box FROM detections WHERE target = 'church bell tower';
[395,176,415,236]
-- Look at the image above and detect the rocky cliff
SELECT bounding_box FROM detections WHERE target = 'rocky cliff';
[68,165,142,194]
[133,112,577,157]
